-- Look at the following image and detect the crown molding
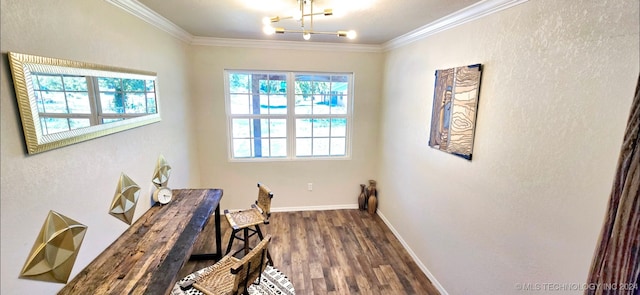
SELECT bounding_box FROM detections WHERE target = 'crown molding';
[105,0,193,43]
[383,0,529,51]
[191,37,383,53]
[106,0,527,52]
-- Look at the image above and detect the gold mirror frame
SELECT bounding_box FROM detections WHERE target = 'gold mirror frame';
[7,52,161,154]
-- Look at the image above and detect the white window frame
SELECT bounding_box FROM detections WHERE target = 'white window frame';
[224,70,354,161]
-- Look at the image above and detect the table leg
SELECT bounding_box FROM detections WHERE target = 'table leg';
[189,203,223,261]
[215,203,222,255]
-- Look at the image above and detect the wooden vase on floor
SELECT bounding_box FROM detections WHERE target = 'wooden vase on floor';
[368,195,377,215]
[366,180,378,214]
[358,184,367,211]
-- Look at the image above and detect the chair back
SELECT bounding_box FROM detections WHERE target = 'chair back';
[231,235,271,294]
[255,183,273,218]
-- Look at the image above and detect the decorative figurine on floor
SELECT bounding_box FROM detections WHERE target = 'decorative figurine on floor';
[358,184,367,210]
[366,180,378,215]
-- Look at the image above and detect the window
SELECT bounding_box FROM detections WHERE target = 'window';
[31,73,157,135]
[225,71,352,160]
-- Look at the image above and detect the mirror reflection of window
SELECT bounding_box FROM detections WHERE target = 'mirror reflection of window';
[32,73,92,135]
[30,74,158,135]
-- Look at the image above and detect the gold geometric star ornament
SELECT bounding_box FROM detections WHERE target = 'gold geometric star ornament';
[109,173,141,225]
[152,154,171,188]
[20,210,88,283]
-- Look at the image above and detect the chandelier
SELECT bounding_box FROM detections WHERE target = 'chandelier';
[262,0,356,41]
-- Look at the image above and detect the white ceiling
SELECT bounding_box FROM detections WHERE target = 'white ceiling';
[134,0,482,44]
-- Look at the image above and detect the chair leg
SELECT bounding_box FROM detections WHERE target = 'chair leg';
[243,227,250,255]
[225,229,238,255]
[254,225,273,266]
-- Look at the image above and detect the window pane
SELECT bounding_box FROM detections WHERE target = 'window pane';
[270,119,286,137]
[331,75,349,82]
[330,138,346,155]
[233,139,252,158]
[259,95,269,114]
[260,138,270,156]
[229,74,250,93]
[331,118,346,136]
[123,79,145,91]
[330,94,347,114]
[146,80,155,91]
[313,97,330,114]
[271,138,286,157]
[259,119,270,137]
[296,119,312,137]
[232,119,251,138]
[37,75,63,91]
[42,117,69,134]
[316,81,330,93]
[147,93,157,113]
[312,119,330,137]
[63,76,88,91]
[69,118,90,130]
[313,138,330,156]
[66,92,90,113]
[295,80,313,95]
[98,77,121,91]
[125,93,146,113]
[295,95,312,114]
[296,138,312,156]
[230,94,249,114]
[100,92,125,113]
[267,79,286,94]
[41,91,67,113]
[269,95,287,114]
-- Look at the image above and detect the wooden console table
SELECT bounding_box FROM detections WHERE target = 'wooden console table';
[58,189,223,295]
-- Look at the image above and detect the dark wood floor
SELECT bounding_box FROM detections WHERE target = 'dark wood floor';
[179,209,440,295]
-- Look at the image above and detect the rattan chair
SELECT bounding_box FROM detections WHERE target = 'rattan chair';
[192,235,272,295]
[224,183,273,264]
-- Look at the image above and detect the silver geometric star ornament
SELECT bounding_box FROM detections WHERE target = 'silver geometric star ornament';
[20,210,87,283]
[152,154,171,188]
[109,173,141,225]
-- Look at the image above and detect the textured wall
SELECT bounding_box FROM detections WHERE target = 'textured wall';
[378,0,639,294]
[188,45,383,211]
[0,1,197,293]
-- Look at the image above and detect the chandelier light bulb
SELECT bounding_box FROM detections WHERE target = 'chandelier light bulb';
[347,30,357,39]
[263,25,276,35]
[303,31,311,40]
[262,17,271,25]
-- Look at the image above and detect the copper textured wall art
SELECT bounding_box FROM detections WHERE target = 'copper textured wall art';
[20,210,87,283]
[429,64,482,160]
[109,173,141,225]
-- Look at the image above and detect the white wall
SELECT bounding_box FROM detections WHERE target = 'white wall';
[188,45,383,211]
[0,1,197,293]
[378,0,639,294]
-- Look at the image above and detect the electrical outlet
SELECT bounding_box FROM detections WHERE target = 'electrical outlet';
[307,183,313,191]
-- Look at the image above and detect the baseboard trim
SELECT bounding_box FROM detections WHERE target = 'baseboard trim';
[376,210,449,295]
[271,204,358,212]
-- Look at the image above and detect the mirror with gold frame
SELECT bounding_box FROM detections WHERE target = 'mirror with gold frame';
[8,52,161,154]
